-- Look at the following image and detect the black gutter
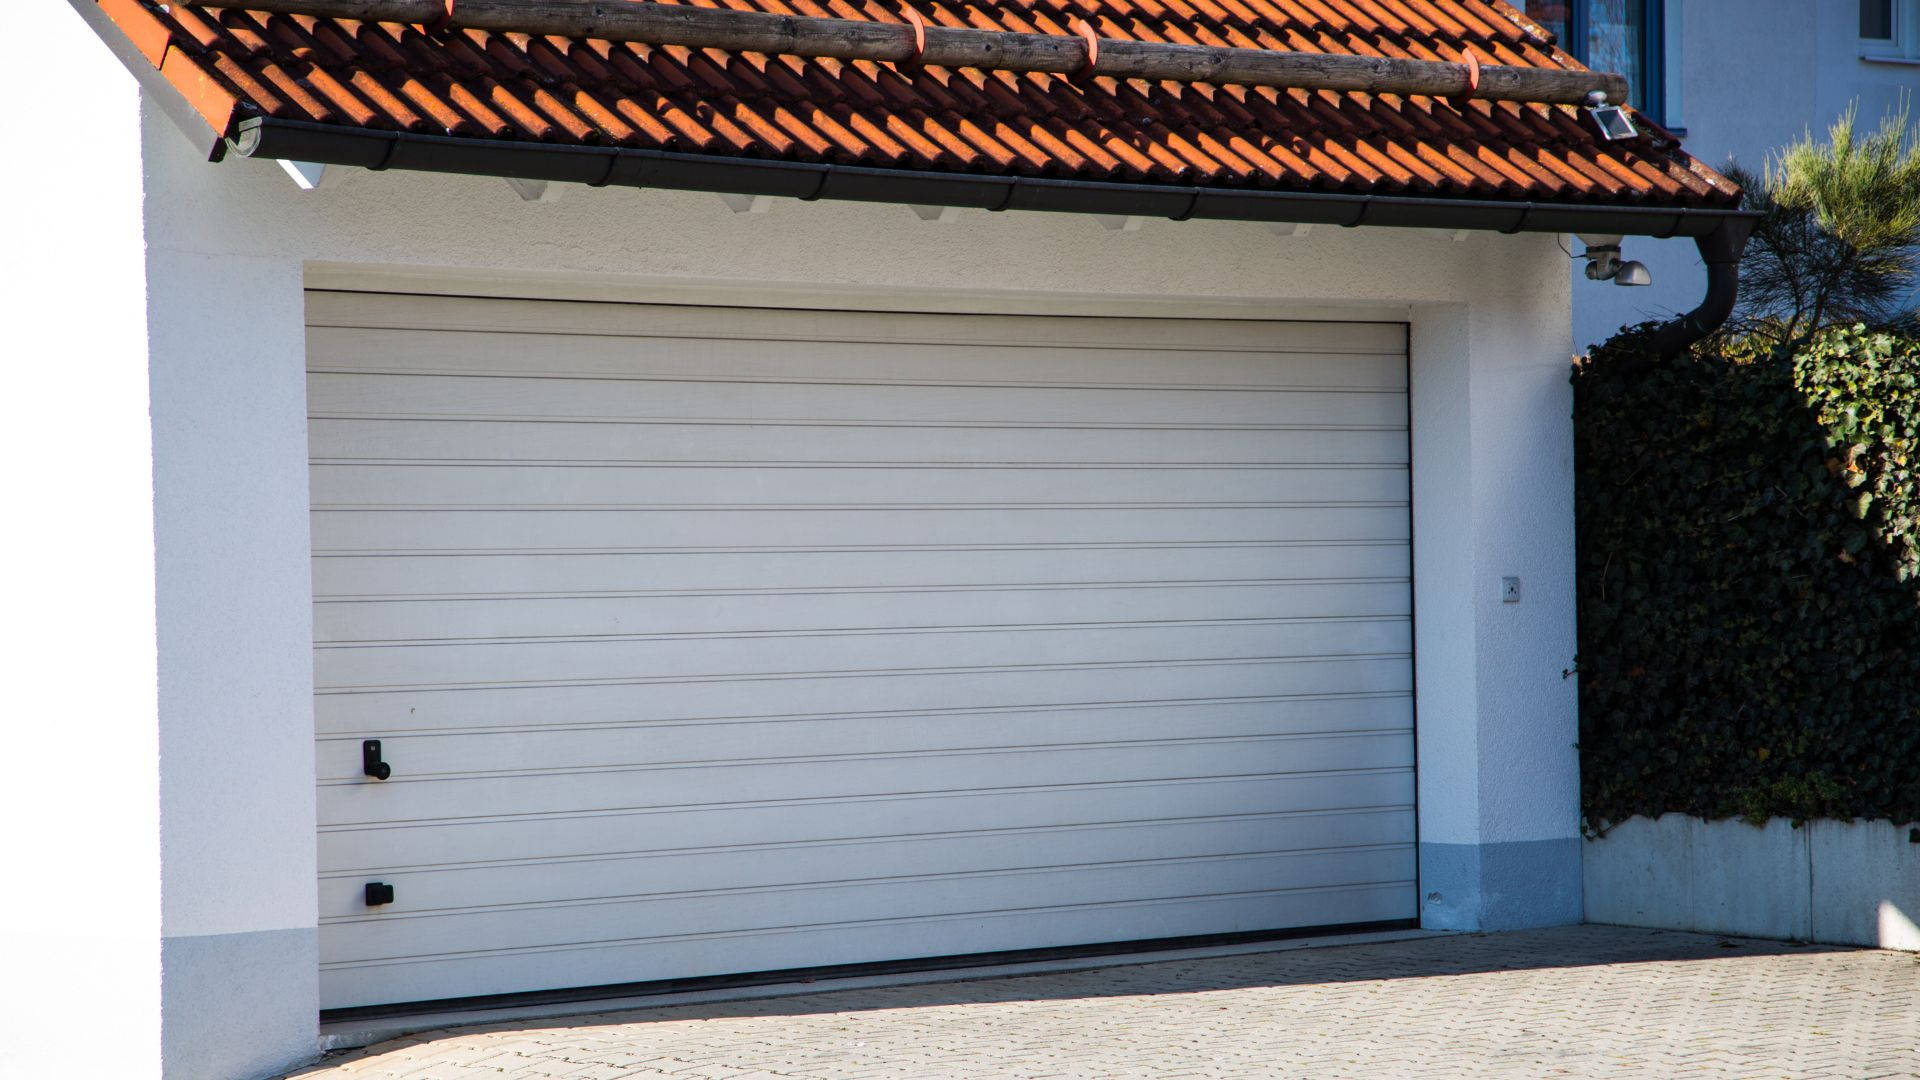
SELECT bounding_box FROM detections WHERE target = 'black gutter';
[234,116,1757,239]
[1644,218,1756,355]
[231,115,1758,341]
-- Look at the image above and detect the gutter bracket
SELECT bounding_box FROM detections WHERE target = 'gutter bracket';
[1499,204,1535,234]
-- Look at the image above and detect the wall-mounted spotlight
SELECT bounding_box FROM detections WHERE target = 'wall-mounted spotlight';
[1577,233,1652,287]
[1584,91,1638,142]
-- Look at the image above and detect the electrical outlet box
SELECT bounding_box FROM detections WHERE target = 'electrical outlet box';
[1501,576,1522,604]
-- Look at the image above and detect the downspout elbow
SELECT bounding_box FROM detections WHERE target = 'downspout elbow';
[1643,219,1755,357]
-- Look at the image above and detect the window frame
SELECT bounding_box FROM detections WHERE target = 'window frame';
[1861,0,1897,53]
[1861,0,1920,61]
[1539,0,1672,128]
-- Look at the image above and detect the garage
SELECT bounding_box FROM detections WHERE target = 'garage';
[309,290,1417,1010]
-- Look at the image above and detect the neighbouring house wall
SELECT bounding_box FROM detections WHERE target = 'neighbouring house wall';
[0,7,163,1080]
[1585,815,1920,950]
[50,46,1585,1073]
[1572,0,1920,351]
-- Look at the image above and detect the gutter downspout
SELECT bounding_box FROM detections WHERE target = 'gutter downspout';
[1642,217,1757,356]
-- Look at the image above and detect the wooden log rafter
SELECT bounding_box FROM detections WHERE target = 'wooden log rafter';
[192,0,1630,106]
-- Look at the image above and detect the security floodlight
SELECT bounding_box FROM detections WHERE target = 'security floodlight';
[1582,243,1624,281]
[1612,260,1652,287]
[1579,238,1651,286]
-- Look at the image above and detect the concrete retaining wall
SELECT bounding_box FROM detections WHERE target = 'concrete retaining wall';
[1584,814,1920,950]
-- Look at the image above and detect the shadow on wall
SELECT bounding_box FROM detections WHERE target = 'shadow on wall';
[1583,813,1920,950]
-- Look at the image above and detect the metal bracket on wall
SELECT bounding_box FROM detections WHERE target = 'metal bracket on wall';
[363,740,392,780]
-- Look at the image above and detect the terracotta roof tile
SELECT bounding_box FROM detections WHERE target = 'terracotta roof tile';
[95,0,1737,208]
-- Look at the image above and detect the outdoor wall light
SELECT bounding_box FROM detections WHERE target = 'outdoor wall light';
[1577,233,1653,287]
[1611,260,1653,286]
[1584,91,1639,142]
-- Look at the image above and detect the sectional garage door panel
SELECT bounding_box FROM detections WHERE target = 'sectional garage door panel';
[309,291,1415,1010]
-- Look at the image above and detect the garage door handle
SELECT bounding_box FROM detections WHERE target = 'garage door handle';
[362,739,392,781]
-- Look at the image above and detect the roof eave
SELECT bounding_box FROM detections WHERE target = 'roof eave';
[234,115,1756,240]
[68,0,229,161]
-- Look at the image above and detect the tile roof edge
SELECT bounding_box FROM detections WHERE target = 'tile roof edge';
[234,114,1755,236]
[72,0,232,160]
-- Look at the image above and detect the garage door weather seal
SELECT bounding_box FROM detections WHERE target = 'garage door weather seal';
[320,917,1418,1025]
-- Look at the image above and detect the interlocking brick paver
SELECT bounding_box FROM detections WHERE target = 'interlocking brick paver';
[287,927,1920,1079]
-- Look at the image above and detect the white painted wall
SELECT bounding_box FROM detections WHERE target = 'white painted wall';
[1573,0,1920,350]
[0,6,161,1079]
[14,37,1586,1070]
[149,237,320,1080]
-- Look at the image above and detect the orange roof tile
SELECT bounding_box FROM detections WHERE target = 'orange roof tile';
[93,0,1740,208]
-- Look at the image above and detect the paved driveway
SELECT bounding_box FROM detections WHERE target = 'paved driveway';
[286,926,1920,1079]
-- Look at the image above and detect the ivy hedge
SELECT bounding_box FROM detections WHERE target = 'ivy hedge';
[1573,323,1920,829]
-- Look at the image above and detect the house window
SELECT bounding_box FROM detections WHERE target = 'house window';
[1863,0,1895,41]
[1525,0,1677,127]
[1861,0,1920,60]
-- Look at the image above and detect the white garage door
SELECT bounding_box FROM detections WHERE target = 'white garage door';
[309,291,1416,1011]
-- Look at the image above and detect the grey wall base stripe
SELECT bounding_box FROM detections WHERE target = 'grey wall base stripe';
[1420,838,1584,931]
[230,116,1758,241]
[163,927,319,1080]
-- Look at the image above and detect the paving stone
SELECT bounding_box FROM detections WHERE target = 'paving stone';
[284,927,1920,1079]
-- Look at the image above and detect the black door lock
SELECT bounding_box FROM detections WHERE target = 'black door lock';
[362,739,392,780]
[365,882,395,906]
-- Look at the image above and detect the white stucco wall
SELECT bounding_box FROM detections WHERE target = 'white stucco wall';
[1572,0,1920,350]
[0,6,163,1080]
[14,11,1587,1071]
[143,131,1582,1070]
